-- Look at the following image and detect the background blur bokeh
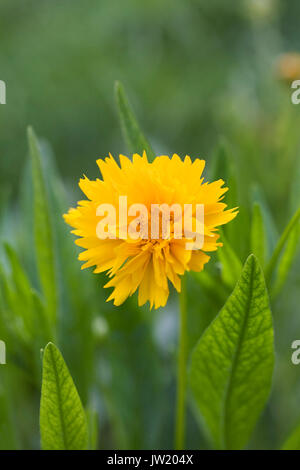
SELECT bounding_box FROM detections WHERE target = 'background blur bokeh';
[0,0,299,199]
[0,0,300,450]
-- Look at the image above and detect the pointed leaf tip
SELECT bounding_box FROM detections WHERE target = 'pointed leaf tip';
[190,254,274,449]
[40,342,88,450]
[114,81,155,162]
[28,128,57,324]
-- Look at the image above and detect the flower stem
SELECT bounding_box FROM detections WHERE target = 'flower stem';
[175,274,187,450]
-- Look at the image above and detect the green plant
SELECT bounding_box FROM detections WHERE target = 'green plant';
[0,82,299,450]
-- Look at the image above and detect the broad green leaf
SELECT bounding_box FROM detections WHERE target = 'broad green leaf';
[250,203,266,266]
[27,127,57,323]
[265,207,300,285]
[115,81,155,161]
[40,342,88,450]
[190,255,274,450]
[217,230,242,288]
[282,423,300,450]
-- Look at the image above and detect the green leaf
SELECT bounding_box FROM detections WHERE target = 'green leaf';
[190,255,274,450]
[209,139,232,184]
[40,342,88,450]
[209,140,238,207]
[251,184,278,257]
[271,223,300,297]
[217,230,242,289]
[86,408,99,450]
[265,207,300,285]
[115,81,155,161]
[27,127,57,323]
[0,377,18,450]
[282,423,300,450]
[290,151,300,214]
[0,184,11,237]
[191,270,229,305]
[31,289,53,343]
[4,244,31,301]
[4,243,35,335]
[250,203,266,266]
[0,262,30,344]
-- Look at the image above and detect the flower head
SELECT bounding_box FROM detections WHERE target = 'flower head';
[64,152,237,309]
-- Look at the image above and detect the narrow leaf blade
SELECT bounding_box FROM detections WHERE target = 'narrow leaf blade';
[0,378,18,450]
[271,222,300,297]
[217,231,242,288]
[115,81,155,161]
[265,206,300,285]
[27,127,57,323]
[251,184,278,257]
[87,408,99,450]
[191,270,229,305]
[40,342,88,450]
[250,203,266,266]
[190,255,274,449]
[282,423,300,450]
[290,150,300,214]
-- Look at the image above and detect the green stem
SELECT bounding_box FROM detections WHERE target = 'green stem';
[175,274,188,450]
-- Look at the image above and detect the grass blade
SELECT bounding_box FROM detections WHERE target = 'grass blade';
[115,81,155,161]
[250,203,266,266]
[271,223,300,297]
[265,207,300,285]
[87,408,99,450]
[27,127,57,324]
[282,422,300,450]
[0,377,18,450]
[251,184,278,257]
[217,230,242,288]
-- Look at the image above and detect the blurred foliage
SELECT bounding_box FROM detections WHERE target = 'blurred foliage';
[0,0,299,202]
[0,0,300,450]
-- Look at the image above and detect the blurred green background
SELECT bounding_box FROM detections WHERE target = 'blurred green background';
[1,0,299,200]
[0,0,300,450]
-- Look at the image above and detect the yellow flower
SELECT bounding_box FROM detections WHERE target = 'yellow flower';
[64,152,237,309]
